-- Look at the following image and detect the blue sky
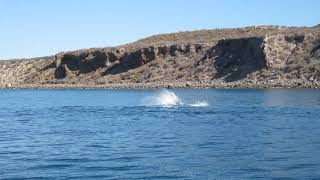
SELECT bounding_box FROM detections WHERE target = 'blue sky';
[0,0,319,59]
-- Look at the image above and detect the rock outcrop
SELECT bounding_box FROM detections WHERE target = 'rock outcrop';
[0,26,320,88]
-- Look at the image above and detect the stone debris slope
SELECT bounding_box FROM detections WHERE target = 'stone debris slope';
[0,26,319,88]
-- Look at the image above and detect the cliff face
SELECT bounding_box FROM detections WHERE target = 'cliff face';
[1,26,320,88]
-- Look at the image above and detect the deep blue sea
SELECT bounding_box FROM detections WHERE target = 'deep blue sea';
[0,89,320,179]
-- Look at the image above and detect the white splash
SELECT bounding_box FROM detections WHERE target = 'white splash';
[149,89,182,107]
[188,100,209,107]
[143,89,209,107]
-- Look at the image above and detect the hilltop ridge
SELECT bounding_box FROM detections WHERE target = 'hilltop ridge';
[0,25,320,89]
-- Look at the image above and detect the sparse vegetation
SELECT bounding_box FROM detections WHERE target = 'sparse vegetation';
[0,26,320,88]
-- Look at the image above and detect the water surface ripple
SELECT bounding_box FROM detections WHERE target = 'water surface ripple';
[0,89,320,179]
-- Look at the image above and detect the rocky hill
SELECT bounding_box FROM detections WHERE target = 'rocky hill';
[1,26,320,88]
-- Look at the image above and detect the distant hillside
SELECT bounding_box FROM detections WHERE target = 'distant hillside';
[0,26,320,88]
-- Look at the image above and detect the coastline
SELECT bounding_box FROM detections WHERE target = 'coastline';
[1,80,319,89]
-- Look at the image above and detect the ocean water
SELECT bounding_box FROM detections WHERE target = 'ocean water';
[0,89,320,179]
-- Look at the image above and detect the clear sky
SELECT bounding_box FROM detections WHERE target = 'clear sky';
[0,0,319,59]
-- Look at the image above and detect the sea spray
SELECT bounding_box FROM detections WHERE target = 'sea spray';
[143,89,182,107]
[143,89,208,107]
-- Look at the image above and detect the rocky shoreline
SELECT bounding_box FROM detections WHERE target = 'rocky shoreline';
[1,80,319,89]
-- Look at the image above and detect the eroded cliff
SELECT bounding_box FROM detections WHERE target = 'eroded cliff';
[1,26,320,88]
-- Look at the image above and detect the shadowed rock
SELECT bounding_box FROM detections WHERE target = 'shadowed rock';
[212,37,266,82]
[0,26,320,87]
[54,65,67,79]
